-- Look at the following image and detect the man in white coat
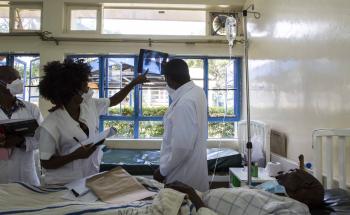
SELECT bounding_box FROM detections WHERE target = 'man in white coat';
[153,59,209,192]
[0,66,43,185]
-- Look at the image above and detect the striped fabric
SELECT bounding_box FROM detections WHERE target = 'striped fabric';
[203,188,311,215]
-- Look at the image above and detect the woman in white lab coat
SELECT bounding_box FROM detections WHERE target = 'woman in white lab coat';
[38,59,147,185]
[0,66,43,185]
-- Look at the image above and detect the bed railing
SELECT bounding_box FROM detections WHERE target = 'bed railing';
[312,129,350,190]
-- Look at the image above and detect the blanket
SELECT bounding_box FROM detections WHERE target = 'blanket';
[0,177,310,215]
[203,188,311,215]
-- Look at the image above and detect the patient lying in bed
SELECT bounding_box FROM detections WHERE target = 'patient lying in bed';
[0,177,310,215]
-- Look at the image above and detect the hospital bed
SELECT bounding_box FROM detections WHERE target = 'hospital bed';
[7,127,349,214]
[310,128,350,214]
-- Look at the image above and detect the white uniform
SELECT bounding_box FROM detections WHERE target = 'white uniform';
[160,81,209,192]
[39,98,110,185]
[0,101,43,185]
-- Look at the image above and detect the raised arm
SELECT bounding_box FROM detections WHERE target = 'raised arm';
[109,73,148,107]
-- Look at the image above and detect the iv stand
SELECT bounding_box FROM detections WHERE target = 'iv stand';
[241,4,260,186]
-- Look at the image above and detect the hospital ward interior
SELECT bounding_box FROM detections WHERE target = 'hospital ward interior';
[0,0,350,214]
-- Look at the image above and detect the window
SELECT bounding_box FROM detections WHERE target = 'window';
[12,5,41,31]
[68,55,241,139]
[103,8,206,35]
[0,6,9,33]
[0,54,40,105]
[67,6,100,32]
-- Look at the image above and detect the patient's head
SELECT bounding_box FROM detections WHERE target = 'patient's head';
[276,169,324,208]
[163,59,190,90]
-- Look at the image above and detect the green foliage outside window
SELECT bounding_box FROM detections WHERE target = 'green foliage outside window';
[139,121,164,138]
[106,106,235,138]
[104,120,134,138]
[208,122,235,138]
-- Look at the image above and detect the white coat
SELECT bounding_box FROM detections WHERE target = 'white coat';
[0,101,43,186]
[39,98,110,185]
[160,81,209,192]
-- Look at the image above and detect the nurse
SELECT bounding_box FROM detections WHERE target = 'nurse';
[0,66,43,185]
[38,59,147,185]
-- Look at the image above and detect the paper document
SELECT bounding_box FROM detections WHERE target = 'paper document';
[65,177,90,197]
[79,127,116,146]
[61,190,98,202]
[93,127,116,145]
[86,167,156,204]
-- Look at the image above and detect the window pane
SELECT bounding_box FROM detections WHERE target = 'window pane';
[183,59,204,88]
[13,56,40,103]
[0,55,6,65]
[139,121,164,138]
[208,59,234,89]
[28,58,40,106]
[104,120,134,138]
[208,90,234,117]
[108,89,133,116]
[71,9,97,31]
[141,79,168,116]
[72,57,100,98]
[14,8,41,30]
[0,6,9,32]
[103,8,205,35]
[208,122,235,138]
[107,57,135,116]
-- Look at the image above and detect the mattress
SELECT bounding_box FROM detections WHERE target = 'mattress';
[100,148,242,175]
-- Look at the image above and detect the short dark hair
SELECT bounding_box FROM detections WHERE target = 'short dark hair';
[0,66,19,81]
[39,59,91,109]
[163,59,190,84]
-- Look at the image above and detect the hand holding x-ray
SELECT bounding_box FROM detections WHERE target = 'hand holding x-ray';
[133,69,149,85]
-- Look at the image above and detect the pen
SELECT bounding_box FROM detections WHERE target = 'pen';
[73,137,86,149]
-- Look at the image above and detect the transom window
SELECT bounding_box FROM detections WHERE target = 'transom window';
[0,4,42,33]
[103,8,206,35]
[68,55,241,139]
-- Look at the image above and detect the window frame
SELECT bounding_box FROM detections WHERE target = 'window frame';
[67,54,241,139]
[65,4,102,33]
[9,3,42,32]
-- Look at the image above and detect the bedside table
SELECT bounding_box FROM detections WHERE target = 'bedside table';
[229,167,275,187]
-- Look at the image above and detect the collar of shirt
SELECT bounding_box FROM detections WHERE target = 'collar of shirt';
[0,99,26,119]
[171,81,195,103]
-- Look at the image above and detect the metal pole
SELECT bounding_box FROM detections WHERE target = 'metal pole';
[243,9,253,186]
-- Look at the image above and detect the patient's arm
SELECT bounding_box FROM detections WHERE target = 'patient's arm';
[166,181,206,211]
[153,168,165,183]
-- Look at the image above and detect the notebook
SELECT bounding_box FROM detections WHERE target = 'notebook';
[0,148,12,160]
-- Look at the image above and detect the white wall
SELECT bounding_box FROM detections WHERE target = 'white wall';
[246,0,350,163]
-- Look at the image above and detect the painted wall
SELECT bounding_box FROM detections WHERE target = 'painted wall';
[246,0,350,163]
